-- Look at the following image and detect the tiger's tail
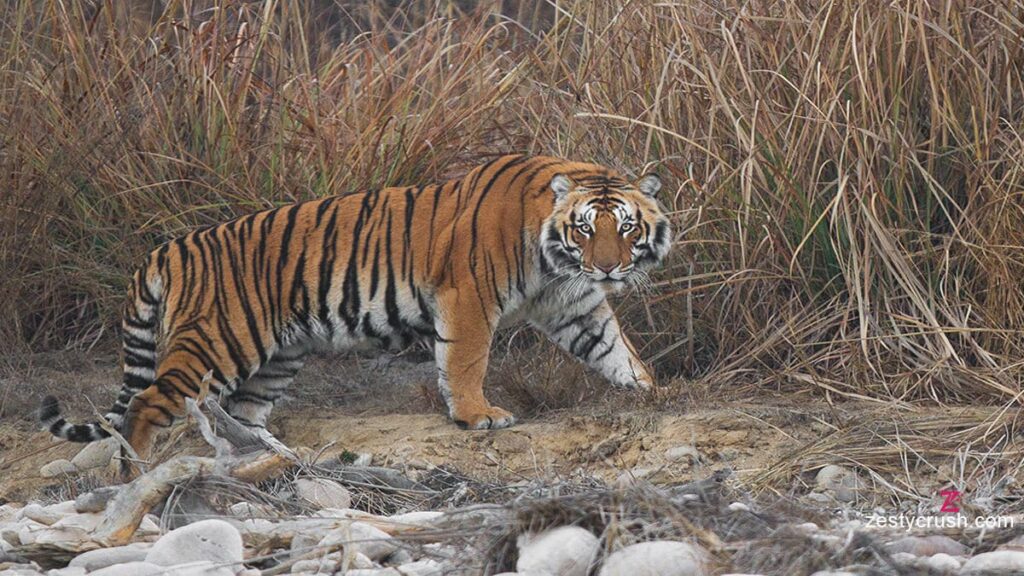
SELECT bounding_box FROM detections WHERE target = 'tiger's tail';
[39,261,163,443]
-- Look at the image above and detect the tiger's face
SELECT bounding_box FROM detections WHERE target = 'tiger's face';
[542,172,672,289]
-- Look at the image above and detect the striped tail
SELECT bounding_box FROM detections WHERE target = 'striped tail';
[39,263,163,443]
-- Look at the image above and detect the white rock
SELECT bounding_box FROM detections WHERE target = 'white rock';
[353,453,373,466]
[292,557,332,573]
[317,521,396,561]
[393,559,442,576]
[387,548,414,565]
[40,459,78,478]
[3,568,44,576]
[74,487,121,513]
[69,544,150,570]
[0,504,20,523]
[814,465,864,502]
[924,553,961,572]
[294,478,352,510]
[70,438,118,470]
[885,535,968,556]
[962,550,1024,574]
[388,511,444,526]
[517,526,598,576]
[228,501,268,518]
[136,514,161,538]
[47,567,88,576]
[89,561,166,576]
[145,519,244,567]
[598,541,710,576]
[20,503,72,525]
[162,561,236,576]
[665,445,700,462]
[11,519,45,545]
[314,508,372,520]
[351,552,376,568]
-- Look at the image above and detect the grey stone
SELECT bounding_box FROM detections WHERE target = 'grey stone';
[317,521,396,561]
[962,550,1024,574]
[814,465,864,502]
[89,561,166,576]
[70,439,118,470]
[517,526,598,576]
[39,459,77,478]
[293,478,352,510]
[665,445,701,462]
[885,535,968,557]
[46,567,87,576]
[145,519,244,567]
[74,487,121,513]
[68,544,150,571]
[598,541,710,576]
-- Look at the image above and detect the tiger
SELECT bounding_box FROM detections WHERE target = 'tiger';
[39,154,673,475]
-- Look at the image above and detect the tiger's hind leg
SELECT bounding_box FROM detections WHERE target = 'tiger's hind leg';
[120,341,244,477]
[224,346,305,430]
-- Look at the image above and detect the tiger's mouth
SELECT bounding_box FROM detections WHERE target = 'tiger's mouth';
[581,263,635,284]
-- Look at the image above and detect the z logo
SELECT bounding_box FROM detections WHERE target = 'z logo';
[940,489,961,513]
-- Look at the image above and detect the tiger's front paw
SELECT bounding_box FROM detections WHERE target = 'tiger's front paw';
[615,372,654,391]
[452,405,517,430]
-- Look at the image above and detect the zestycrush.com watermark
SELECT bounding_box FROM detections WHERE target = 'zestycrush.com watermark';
[865,513,1015,532]
[864,490,1015,532]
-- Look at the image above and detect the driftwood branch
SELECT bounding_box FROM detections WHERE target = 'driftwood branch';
[92,397,298,545]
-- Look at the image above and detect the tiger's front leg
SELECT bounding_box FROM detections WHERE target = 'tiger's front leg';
[529,289,654,390]
[433,290,516,430]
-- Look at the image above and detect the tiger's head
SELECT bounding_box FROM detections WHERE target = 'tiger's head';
[541,172,672,289]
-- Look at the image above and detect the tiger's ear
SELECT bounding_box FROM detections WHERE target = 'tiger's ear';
[550,174,574,200]
[636,173,662,197]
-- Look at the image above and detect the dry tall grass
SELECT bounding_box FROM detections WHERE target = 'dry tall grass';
[2,0,1023,404]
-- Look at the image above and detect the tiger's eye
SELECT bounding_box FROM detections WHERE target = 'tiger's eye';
[578,224,593,235]
[620,223,634,234]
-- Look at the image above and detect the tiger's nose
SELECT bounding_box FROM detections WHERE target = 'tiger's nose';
[596,263,617,274]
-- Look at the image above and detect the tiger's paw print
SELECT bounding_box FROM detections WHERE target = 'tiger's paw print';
[453,405,517,430]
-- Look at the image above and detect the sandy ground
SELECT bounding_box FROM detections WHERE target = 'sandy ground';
[0,348,1017,516]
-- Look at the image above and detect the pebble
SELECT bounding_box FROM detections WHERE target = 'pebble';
[74,487,121,513]
[145,519,244,567]
[293,478,353,509]
[39,459,78,478]
[228,501,268,518]
[885,534,968,557]
[292,557,337,573]
[517,526,598,576]
[598,540,710,576]
[70,438,118,470]
[961,550,1024,574]
[388,511,444,526]
[89,561,166,576]
[814,465,864,502]
[665,445,701,462]
[317,521,397,561]
[924,553,962,572]
[20,502,74,525]
[47,566,88,576]
[69,544,150,571]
